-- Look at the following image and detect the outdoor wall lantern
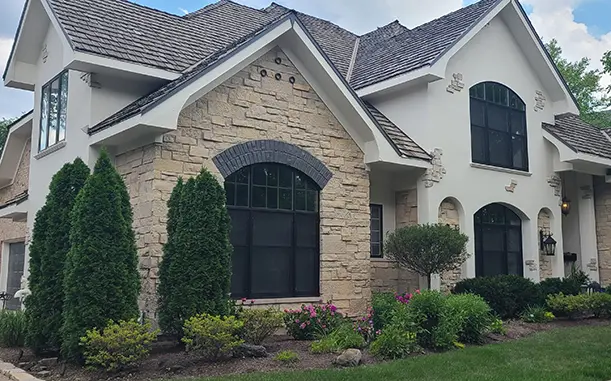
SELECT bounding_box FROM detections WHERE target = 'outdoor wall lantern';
[561,197,571,216]
[540,230,557,256]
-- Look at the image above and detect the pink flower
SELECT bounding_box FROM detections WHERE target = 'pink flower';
[250,300,255,304]
[241,297,247,302]
[376,330,381,335]
[295,319,300,324]
[300,323,306,329]
[330,305,337,313]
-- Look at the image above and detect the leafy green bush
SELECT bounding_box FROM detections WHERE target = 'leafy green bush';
[489,318,506,335]
[371,292,397,331]
[310,324,365,354]
[0,310,26,347]
[62,150,140,360]
[370,324,419,360]
[453,275,541,318]
[283,303,343,340]
[385,224,468,288]
[182,314,244,360]
[274,350,299,363]
[520,306,555,323]
[238,308,283,345]
[26,159,89,353]
[538,278,581,299]
[586,293,611,318]
[407,291,462,350]
[158,169,233,336]
[80,320,158,371]
[445,294,494,344]
[546,293,589,319]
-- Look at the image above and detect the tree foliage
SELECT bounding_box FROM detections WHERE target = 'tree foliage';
[546,39,611,128]
[25,159,90,353]
[157,169,232,336]
[61,150,140,360]
[384,224,469,289]
[0,117,16,157]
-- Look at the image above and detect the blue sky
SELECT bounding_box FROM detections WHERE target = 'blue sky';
[1,0,611,118]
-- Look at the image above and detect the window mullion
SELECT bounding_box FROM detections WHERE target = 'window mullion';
[290,211,296,297]
[55,75,62,144]
[484,102,490,164]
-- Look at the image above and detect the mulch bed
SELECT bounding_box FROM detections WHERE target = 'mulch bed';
[1,319,609,381]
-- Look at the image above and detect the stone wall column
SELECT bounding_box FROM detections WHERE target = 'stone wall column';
[577,173,599,282]
[594,177,611,285]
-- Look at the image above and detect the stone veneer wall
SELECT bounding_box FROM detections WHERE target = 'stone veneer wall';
[537,209,553,280]
[0,140,30,247]
[370,190,420,293]
[438,198,462,292]
[594,178,611,286]
[116,47,371,317]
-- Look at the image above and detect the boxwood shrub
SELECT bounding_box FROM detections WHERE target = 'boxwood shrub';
[453,275,541,319]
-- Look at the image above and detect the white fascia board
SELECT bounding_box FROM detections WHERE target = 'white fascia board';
[88,114,146,146]
[0,114,33,188]
[355,66,442,98]
[0,200,29,220]
[70,52,181,81]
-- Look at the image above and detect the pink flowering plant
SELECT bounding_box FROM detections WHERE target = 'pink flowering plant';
[283,302,344,340]
[353,307,376,342]
[396,290,420,305]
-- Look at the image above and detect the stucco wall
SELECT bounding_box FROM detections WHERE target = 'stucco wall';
[373,16,566,281]
[116,47,371,316]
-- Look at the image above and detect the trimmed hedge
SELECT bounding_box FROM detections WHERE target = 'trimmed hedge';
[25,159,89,353]
[61,150,140,360]
[157,169,232,336]
[453,275,541,318]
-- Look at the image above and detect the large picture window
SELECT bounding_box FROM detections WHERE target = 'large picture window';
[39,71,68,152]
[474,203,523,277]
[225,163,320,299]
[470,82,528,171]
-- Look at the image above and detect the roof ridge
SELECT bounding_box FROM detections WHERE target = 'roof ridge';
[292,10,358,37]
[183,0,229,18]
[346,37,360,82]
[411,0,501,32]
[112,0,182,19]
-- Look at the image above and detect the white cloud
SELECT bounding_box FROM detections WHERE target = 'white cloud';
[178,7,189,15]
[522,0,611,88]
[241,0,464,34]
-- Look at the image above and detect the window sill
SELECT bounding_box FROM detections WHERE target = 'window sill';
[35,141,66,160]
[370,257,391,262]
[470,162,532,177]
[243,297,322,306]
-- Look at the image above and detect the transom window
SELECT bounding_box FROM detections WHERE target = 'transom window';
[474,203,523,277]
[370,204,383,258]
[225,163,320,299]
[39,71,69,152]
[470,82,528,171]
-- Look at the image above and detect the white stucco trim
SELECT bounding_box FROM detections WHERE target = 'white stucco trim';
[356,66,444,98]
[33,140,66,160]
[0,200,29,221]
[470,163,532,177]
[543,130,611,168]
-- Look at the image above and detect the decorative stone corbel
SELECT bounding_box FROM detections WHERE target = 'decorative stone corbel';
[505,179,517,193]
[547,175,561,197]
[446,73,465,94]
[423,148,446,188]
[42,43,49,63]
[534,90,546,112]
[80,72,102,88]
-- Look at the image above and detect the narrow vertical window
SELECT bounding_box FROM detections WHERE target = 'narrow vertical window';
[370,204,383,258]
[39,71,69,152]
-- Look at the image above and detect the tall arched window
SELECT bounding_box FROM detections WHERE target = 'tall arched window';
[225,163,320,299]
[470,82,528,171]
[474,203,523,277]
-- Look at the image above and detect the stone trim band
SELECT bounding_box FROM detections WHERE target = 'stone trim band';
[212,140,333,189]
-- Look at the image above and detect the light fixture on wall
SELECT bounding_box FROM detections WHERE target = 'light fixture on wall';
[560,175,571,216]
[539,230,557,256]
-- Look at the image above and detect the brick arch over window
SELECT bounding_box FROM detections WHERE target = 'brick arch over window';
[213,140,333,189]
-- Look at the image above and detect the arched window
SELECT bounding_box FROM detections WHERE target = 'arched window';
[225,163,320,299]
[474,203,523,277]
[470,82,528,171]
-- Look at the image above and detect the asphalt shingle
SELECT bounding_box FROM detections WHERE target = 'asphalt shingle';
[542,113,611,160]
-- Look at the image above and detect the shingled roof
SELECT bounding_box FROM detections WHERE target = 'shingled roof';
[542,113,611,160]
[45,0,508,161]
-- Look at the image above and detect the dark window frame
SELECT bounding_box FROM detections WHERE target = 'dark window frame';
[474,203,524,277]
[225,163,320,299]
[370,204,383,258]
[39,70,69,152]
[469,82,529,171]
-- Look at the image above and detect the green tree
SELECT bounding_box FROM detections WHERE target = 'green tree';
[0,117,16,156]
[157,169,232,336]
[546,39,611,128]
[25,159,90,353]
[61,150,140,360]
[385,224,469,289]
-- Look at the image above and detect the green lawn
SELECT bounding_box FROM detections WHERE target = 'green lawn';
[200,326,611,381]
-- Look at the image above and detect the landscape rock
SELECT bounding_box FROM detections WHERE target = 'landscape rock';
[37,370,52,377]
[233,344,268,358]
[38,357,58,367]
[334,349,362,367]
